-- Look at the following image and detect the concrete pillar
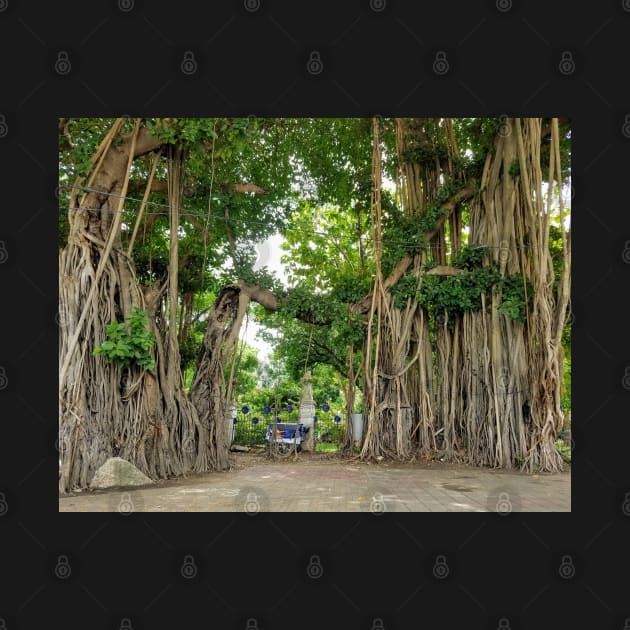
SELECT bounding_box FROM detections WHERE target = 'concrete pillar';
[299,370,316,451]
[351,413,364,447]
[228,401,237,443]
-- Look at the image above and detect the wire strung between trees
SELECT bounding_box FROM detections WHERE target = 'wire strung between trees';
[61,183,551,252]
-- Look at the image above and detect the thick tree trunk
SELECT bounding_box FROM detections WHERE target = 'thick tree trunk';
[59,120,212,493]
[189,285,250,471]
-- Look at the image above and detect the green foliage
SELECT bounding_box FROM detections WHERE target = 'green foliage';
[316,413,346,444]
[451,244,489,269]
[454,118,501,169]
[334,272,371,304]
[555,438,571,462]
[494,274,531,322]
[282,284,343,324]
[401,140,448,166]
[316,443,339,453]
[337,313,367,348]
[225,344,260,399]
[94,308,155,370]
[233,417,268,446]
[391,273,420,309]
[388,245,533,322]
[381,182,460,275]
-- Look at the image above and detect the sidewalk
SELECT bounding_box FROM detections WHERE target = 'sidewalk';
[59,455,570,512]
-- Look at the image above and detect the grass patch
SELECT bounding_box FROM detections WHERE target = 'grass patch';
[315,443,339,453]
[555,439,571,463]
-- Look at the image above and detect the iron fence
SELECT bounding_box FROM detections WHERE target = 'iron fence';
[231,403,347,449]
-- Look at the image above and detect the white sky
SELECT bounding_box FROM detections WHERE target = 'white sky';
[239,233,286,363]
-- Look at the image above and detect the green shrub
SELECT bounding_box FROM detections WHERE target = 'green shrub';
[94,307,156,371]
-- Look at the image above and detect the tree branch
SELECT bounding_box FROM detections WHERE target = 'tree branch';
[128,179,269,196]
[426,265,465,276]
[238,281,334,325]
[238,281,280,311]
[237,182,477,322]
[354,179,477,313]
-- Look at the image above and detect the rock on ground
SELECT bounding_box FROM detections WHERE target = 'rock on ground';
[90,457,154,489]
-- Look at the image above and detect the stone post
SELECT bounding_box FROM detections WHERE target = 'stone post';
[299,370,316,451]
[228,401,237,444]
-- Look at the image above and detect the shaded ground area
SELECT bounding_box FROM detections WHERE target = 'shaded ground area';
[59,452,570,513]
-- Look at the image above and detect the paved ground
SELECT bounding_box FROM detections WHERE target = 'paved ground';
[59,452,570,513]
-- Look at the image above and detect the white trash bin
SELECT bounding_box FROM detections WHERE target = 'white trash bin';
[351,413,364,442]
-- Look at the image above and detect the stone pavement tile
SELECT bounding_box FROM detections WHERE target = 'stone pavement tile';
[59,458,570,512]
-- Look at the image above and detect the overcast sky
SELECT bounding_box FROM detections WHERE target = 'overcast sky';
[239,233,286,363]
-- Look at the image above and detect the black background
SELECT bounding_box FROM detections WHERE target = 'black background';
[0,0,629,628]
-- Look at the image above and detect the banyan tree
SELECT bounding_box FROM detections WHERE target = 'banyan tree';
[360,117,569,472]
[58,116,570,493]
